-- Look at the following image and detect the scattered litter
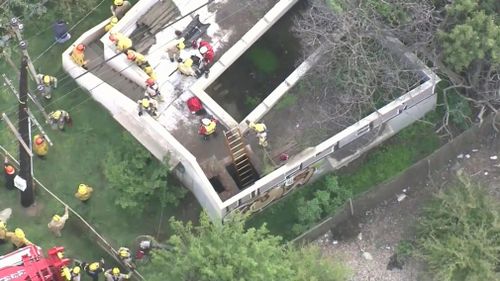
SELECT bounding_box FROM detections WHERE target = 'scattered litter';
[484,171,489,176]
[472,149,479,152]
[397,193,407,202]
[465,154,471,159]
[362,251,373,260]
[385,246,391,250]
[357,233,363,241]
[490,155,498,160]
[457,154,464,159]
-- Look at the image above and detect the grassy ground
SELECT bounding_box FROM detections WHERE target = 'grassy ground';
[0,0,200,266]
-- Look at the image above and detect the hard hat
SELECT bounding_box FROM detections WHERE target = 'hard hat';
[114,0,124,6]
[146,78,155,86]
[126,50,136,60]
[14,228,25,239]
[89,262,100,271]
[184,58,193,67]
[112,267,120,275]
[52,214,61,222]
[199,46,208,54]
[119,248,130,258]
[110,17,118,24]
[0,221,6,229]
[139,240,151,249]
[35,136,44,145]
[43,75,51,85]
[77,184,88,195]
[177,38,185,50]
[76,44,85,51]
[72,266,81,274]
[248,122,256,129]
[141,99,150,108]
[5,165,15,175]
[109,33,118,42]
[201,118,211,126]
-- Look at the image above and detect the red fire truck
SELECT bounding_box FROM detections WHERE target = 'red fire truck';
[0,245,70,281]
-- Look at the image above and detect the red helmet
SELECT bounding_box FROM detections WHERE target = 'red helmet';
[146,78,155,86]
[127,51,136,60]
[76,44,85,51]
[4,165,15,175]
[35,136,44,145]
[109,33,117,42]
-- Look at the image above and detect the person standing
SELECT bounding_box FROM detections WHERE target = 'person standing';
[110,0,131,19]
[198,117,217,140]
[166,38,185,63]
[33,134,49,157]
[247,121,269,147]
[83,261,105,281]
[145,78,161,100]
[36,74,58,99]
[48,206,69,237]
[6,228,32,249]
[53,20,71,43]
[4,157,16,190]
[48,110,72,130]
[71,44,89,69]
[104,267,131,281]
[75,184,93,202]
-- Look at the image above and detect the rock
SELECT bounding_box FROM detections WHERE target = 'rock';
[490,155,498,160]
[397,193,407,202]
[0,208,12,222]
[362,251,373,260]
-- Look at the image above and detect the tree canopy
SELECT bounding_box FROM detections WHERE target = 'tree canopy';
[416,177,500,281]
[145,213,350,281]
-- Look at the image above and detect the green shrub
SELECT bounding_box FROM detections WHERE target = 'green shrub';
[416,177,500,281]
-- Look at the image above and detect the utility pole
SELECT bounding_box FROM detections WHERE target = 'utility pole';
[19,56,35,207]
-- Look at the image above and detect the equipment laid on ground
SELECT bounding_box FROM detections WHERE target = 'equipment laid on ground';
[0,245,70,281]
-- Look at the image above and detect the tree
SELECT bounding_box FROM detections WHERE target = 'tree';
[415,177,500,281]
[145,212,350,281]
[103,132,186,214]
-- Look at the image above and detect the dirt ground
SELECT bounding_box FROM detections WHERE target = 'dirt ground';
[315,130,500,281]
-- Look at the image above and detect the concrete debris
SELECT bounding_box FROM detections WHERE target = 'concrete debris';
[396,193,407,202]
[465,154,471,159]
[457,154,464,159]
[362,251,373,260]
[490,155,498,160]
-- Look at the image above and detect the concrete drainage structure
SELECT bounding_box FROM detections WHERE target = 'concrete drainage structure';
[63,0,440,221]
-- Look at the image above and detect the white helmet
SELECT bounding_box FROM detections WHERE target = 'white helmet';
[139,240,151,249]
[199,46,208,54]
[201,118,211,126]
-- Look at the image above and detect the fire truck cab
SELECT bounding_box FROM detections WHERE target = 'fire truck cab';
[0,245,70,281]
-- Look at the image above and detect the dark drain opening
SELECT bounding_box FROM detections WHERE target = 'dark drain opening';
[209,176,225,193]
[226,163,260,190]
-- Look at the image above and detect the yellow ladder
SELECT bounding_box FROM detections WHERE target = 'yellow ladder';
[224,127,256,188]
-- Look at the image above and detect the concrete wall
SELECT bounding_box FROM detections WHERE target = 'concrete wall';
[293,115,496,244]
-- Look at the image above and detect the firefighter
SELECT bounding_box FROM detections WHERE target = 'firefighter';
[71,44,88,69]
[126,50,148,68]
[33,134,49,157]
[48,110,72,130]
[0,221,7,244]
[109,32,132,53]
[117,247,134,268]
[137,97,158,117]
[61,266,72,281]
[53,20,71,44]
[75,184,93,202]
[104,16,119,32]
[196,41,214,78]
[83,261,105,281]
[7,228,32,249]
[198,117,217,140]
[36,74,58,99]
[178,58,196,76]
[247,121,268,147]
[166,38,185,63]
[111,0,131,19]
[145,78,161,100]
[71,266,82,281]
[4,157,16,190]
[48,206,69,237]
[142,64,157,80]
[104,267,131,281]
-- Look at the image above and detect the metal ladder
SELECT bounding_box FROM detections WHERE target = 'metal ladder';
[224,127,256,188]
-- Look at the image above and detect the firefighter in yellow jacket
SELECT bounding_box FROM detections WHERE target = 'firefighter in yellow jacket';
[6,228,32,249]
[109,32,132,53]
[71,44,89,69]
[33,134,49,157]
[0,221,8,244]
[247,121,268,147]
[75,184,93,202]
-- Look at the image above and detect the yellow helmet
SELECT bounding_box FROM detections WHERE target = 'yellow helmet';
[184,58,193,68]
[61,267,71,280]
[141,99,150,108]
[72,266,81,274]
[43,75,51,85]
[110,17,118,24]
[114,0,124,6]
[119,248,130,258]
[53,215,61,222]
[77,184,88,195]
[176,38,185,50]
[112,267,120,275]
[14,228,25,239]
[89,262,100,271]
